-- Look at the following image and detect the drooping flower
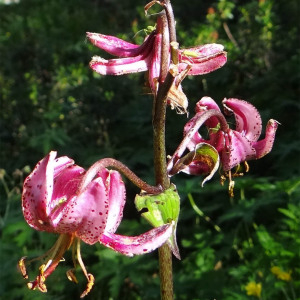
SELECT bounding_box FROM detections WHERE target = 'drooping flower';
[87,17,226,112]
[88,31,226,83]
[167,97,278,194]
[245,281,262,298]
[182,97,279,172]
[19,151,172,297]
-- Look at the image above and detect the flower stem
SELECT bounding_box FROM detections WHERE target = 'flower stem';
[78,158,162,195]
[152,9,176,300]
[153,71,175,300]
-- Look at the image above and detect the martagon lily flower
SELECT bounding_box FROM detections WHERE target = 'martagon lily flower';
[184,97,279,171]
[87,30,226,83]
[87,17,227,112]
[19,151,172,297]
[168,97,279,192]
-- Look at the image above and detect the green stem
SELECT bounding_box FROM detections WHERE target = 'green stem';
[158,244,174,300]
[152,10,176,300]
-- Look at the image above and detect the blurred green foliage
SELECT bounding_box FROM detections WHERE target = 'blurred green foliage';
[0,0,299,299]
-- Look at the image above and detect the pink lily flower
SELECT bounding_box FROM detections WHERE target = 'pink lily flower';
[87,25,227,105]
[183,97,279,172]
[87,31,227,80]
[19,151,172,297]
[88,31,226,77]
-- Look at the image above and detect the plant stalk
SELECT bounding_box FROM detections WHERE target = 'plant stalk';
[152,8,176,300]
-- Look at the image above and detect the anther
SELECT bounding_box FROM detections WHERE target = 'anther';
[18,256,28,279]
[80,273,95,298]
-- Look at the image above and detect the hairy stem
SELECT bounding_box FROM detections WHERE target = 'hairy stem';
[78,158,162,195]
[152,10,176,300]
[153,12,174,188]
[158,243,174,300]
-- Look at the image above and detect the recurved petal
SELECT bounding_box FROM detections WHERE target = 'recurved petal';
[195,97,220,112]
[103,170,126,234]
[183,97,223,151]
[183,116,207,151]
[87,32,139,56]
[52,155,75,177]
[22,152,57,231]
[178,44,227,75]
[56,177,109,244]
[22,152,79,232]
[252,119,279,158]
[180,44,225,60]
[99,224,172,256]
[221,130,256,171]
[196,97,222,129]
[223,98,262,142]
[87,31,155,58]
[90,55,150,75]
[148,32,162,93]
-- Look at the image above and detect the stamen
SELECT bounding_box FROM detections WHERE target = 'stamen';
[220,174,226,186]
[18,256,28,279]
[66,269,78,283]
[244,161,249,172]
[23,234,74,293]
[75,238,95,298]
[80,274,95,298]
[228,170,235,198]
[76,239,89,279]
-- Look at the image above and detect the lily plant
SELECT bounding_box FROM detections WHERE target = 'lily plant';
[19,0,278,299]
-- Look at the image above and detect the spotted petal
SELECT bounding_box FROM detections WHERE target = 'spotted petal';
[57,177,109,244]
[104,170,126,234]
[22,151,75,232]
[222,130,256,171]
[90,55,151,75]
[48,164,84,224]
[148,32,162,93]
[252,119,279,158]
[178,44,227,75]
[223,98,262,142]
[99,224,172,256]
[87,31,155,58]
[184,97,224,151]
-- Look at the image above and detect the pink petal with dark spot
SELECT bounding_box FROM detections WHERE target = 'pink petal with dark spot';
[103,170,126,234]
[223,98,262,142]
[90,55,151,75]
[87,31,155,58]
[99,224,172,256]
[178,44,227,75]
[183,97,224,151]
[52,155,75,177]
[149,32,162,93]
[57,177,109,244]
[183,117,207,151]
[22,152,57,231]
[252,119,279,158]
[48,164,84,223]
[180,44,225,60]
[221,131,256,171]
[196,97,222,129]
